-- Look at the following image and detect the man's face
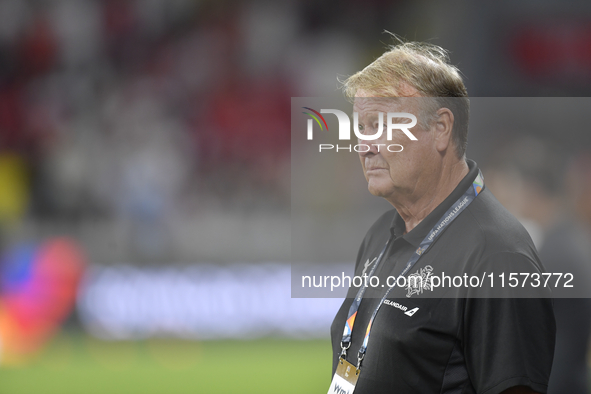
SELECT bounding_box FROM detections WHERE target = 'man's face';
[353,92,437,200]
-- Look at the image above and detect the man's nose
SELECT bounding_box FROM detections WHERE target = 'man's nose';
[357,137,379,157]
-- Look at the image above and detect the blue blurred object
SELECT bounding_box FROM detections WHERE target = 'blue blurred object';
[0,242,38,294]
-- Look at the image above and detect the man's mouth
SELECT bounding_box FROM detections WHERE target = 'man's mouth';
[366,166,387,172]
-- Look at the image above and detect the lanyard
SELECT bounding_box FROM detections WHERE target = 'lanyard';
[341,170,485,368]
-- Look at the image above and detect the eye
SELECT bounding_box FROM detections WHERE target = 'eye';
[372,122,386,131]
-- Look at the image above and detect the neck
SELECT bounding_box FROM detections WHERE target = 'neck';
[389,160,469,234]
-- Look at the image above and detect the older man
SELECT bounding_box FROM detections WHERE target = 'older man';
[329,42,555,394]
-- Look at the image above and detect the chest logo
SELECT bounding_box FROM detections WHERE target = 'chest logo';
[404,307,419,316]
[383,300,420,317]
[406,265,434,298]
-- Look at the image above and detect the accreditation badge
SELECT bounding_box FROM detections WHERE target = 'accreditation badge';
[327,358,359,394]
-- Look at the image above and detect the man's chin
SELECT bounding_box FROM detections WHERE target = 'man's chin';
[367,182,392,198]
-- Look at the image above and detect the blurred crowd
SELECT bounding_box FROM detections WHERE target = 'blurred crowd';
[0,0,305,261]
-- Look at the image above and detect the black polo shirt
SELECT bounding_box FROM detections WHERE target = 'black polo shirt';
[330,159,555,394]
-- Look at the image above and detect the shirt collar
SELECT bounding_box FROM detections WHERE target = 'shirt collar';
[390,159,480,247]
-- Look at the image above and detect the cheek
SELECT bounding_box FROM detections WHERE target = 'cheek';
[382,150,403,168]
[400,141,426,161]
[359,154,366,170]
[386,153,414,180]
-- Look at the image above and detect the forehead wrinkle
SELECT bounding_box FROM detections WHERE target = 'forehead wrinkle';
[354,97,399,111]
[353,98,409,121]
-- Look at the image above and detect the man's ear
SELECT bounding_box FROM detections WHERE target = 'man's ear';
[433,107,454,153]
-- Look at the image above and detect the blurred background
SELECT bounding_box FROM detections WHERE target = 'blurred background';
[0,0,590,393]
